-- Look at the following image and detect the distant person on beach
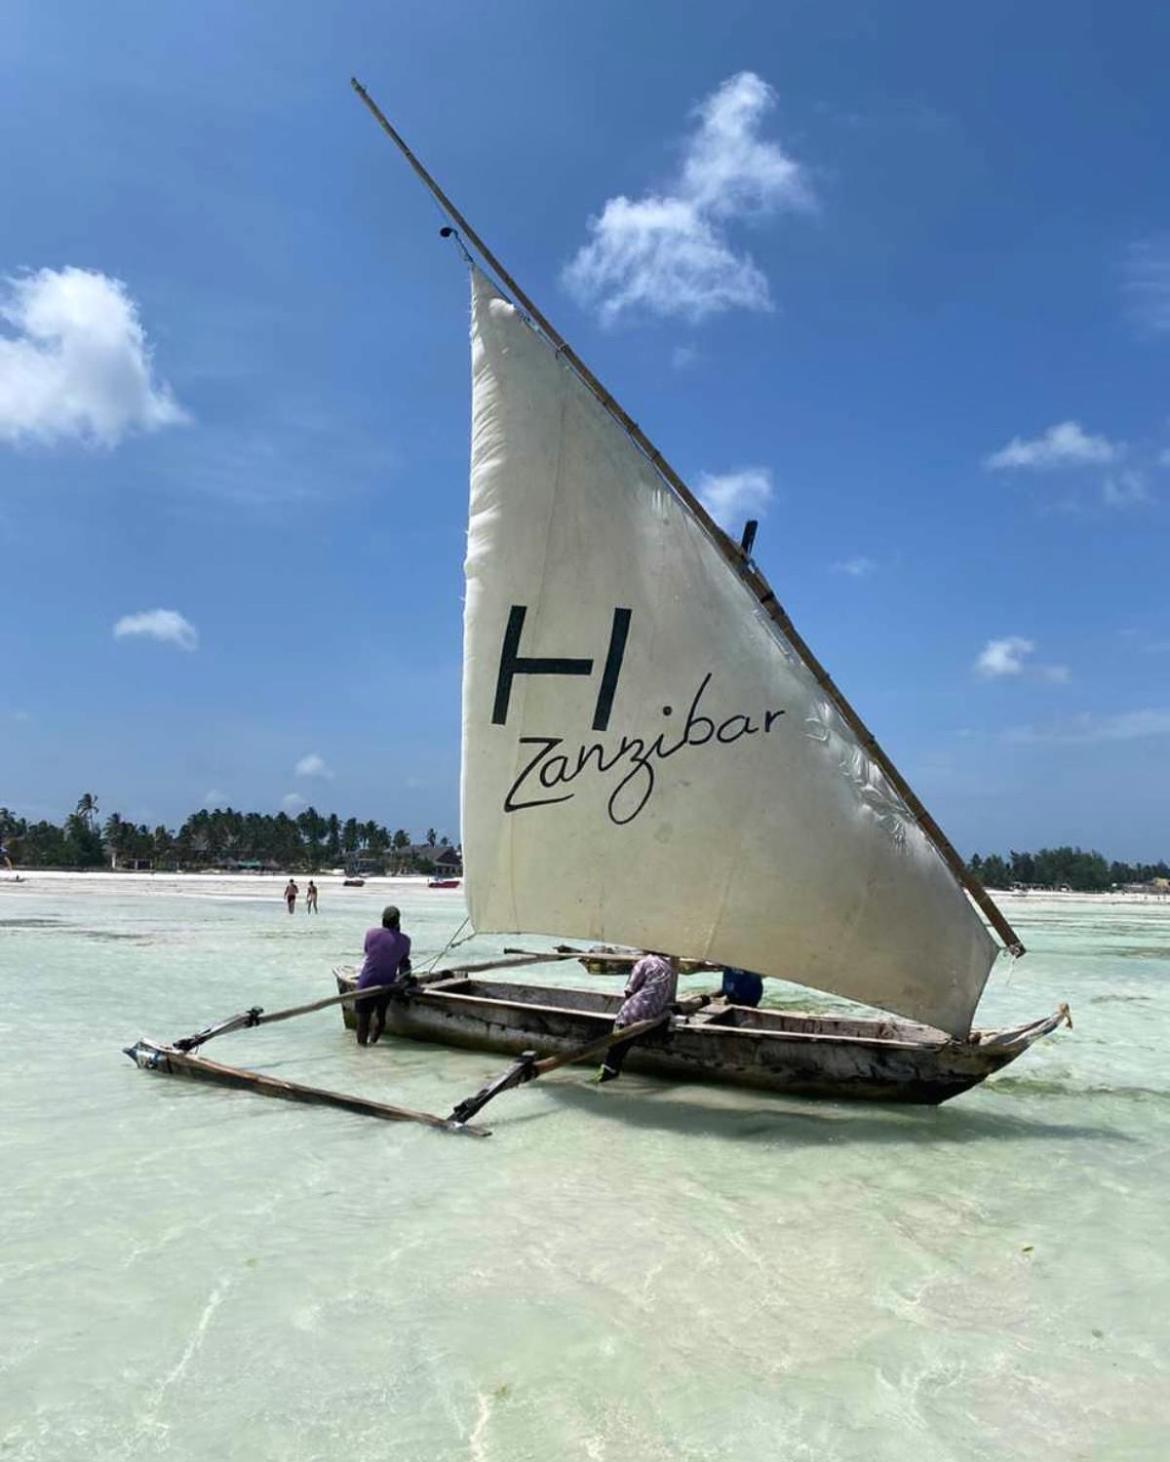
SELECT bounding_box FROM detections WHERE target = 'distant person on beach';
[0,840,12,872]
[284,878,298,914]
[306,880,318,914]
[355,904,413,1046]
[595,951,677,1083]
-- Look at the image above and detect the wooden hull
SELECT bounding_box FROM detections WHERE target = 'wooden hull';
[334,970,1068,1105]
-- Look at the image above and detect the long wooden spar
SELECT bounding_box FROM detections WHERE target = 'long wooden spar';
[350,78,1023,958]
[171,954,591,1053]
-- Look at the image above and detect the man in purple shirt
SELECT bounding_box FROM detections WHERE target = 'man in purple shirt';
[355,904,413,1045]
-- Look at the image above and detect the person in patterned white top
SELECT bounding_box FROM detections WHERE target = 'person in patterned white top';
[596,952,677,1083]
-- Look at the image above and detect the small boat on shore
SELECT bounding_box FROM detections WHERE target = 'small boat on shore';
[557,943,717,977]
[333,963,1069,1105]
[342,877,365,887]
[427,877,461,889]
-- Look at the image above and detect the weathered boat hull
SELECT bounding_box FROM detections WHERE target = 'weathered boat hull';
[333,970,1068,1105]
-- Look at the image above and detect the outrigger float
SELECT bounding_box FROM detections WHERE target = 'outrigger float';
[124,984,492,1136]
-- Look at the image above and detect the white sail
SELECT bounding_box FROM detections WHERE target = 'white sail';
[461,267,998,1036]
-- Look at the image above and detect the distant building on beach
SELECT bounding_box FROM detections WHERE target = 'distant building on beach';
[389,842,462,877]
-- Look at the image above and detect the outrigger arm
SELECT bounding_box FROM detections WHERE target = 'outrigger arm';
[448,1010,679,1123]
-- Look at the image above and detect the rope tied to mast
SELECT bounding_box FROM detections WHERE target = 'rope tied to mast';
[439,225,475,268]
[420,914,473,973]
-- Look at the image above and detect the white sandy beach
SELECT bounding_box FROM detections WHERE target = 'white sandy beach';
[4,869,1168,914]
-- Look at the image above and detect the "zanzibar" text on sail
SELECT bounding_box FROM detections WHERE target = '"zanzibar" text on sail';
[503,673,785,826]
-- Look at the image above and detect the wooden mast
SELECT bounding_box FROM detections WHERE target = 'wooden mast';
[349,78,1024,958]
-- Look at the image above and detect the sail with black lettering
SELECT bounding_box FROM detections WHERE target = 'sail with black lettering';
[461,266,999,1037]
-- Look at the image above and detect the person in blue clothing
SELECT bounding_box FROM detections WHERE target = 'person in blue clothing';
[0,840,13,872]
[354,904,413,1045]
[720,967,764,1007]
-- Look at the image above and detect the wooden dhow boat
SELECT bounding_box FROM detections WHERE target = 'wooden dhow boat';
[321,85,1073,1111]
[334,961,1070,1105]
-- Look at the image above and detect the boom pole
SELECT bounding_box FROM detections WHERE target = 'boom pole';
[348,78,1024,958]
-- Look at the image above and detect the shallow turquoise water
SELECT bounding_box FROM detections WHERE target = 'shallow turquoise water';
[1,877,1168,1460]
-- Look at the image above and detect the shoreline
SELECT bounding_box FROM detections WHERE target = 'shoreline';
[995,887,1170,907]
[0,870,442,896]
[2,871,1168,910]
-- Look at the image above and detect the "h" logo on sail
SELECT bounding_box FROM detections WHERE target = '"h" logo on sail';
[492,605,632,731]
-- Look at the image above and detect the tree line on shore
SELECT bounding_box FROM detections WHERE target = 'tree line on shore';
[967,846,1170,892]
[5,800,1165,891]
[0,795,456,874]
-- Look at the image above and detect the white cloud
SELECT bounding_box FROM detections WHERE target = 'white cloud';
[281,792,307,813]
[832,556,876,577]
[294,752,333,780]
[113,608,198,651]
[562,72,812,324]
[1122,236,1170,334]
[974,636,1070,683]
[696,466,773,529]
[0,267,188,447]
[1159,448,1170,467]
[671,343,699,369]
[984,421,1120,471]
[1005,709,1170,745]
[975,636,1034,677]
[203,789,227,808]
[1102,470,1152,508]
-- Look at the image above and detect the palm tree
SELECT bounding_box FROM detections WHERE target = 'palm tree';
[426,827,437,847]
[75,792,100,829]
[103,812,126,869]
[152,825,176,870]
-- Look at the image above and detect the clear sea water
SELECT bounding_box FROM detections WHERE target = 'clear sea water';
[1,875,1167,1460]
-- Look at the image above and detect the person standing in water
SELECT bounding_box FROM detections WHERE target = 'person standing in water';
[354,904,412,1045]
[283,878,298,914]
[305,880,319,914]
[596,951,678,1083]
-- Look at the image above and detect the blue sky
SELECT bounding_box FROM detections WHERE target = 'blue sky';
[1,0,1168,857]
